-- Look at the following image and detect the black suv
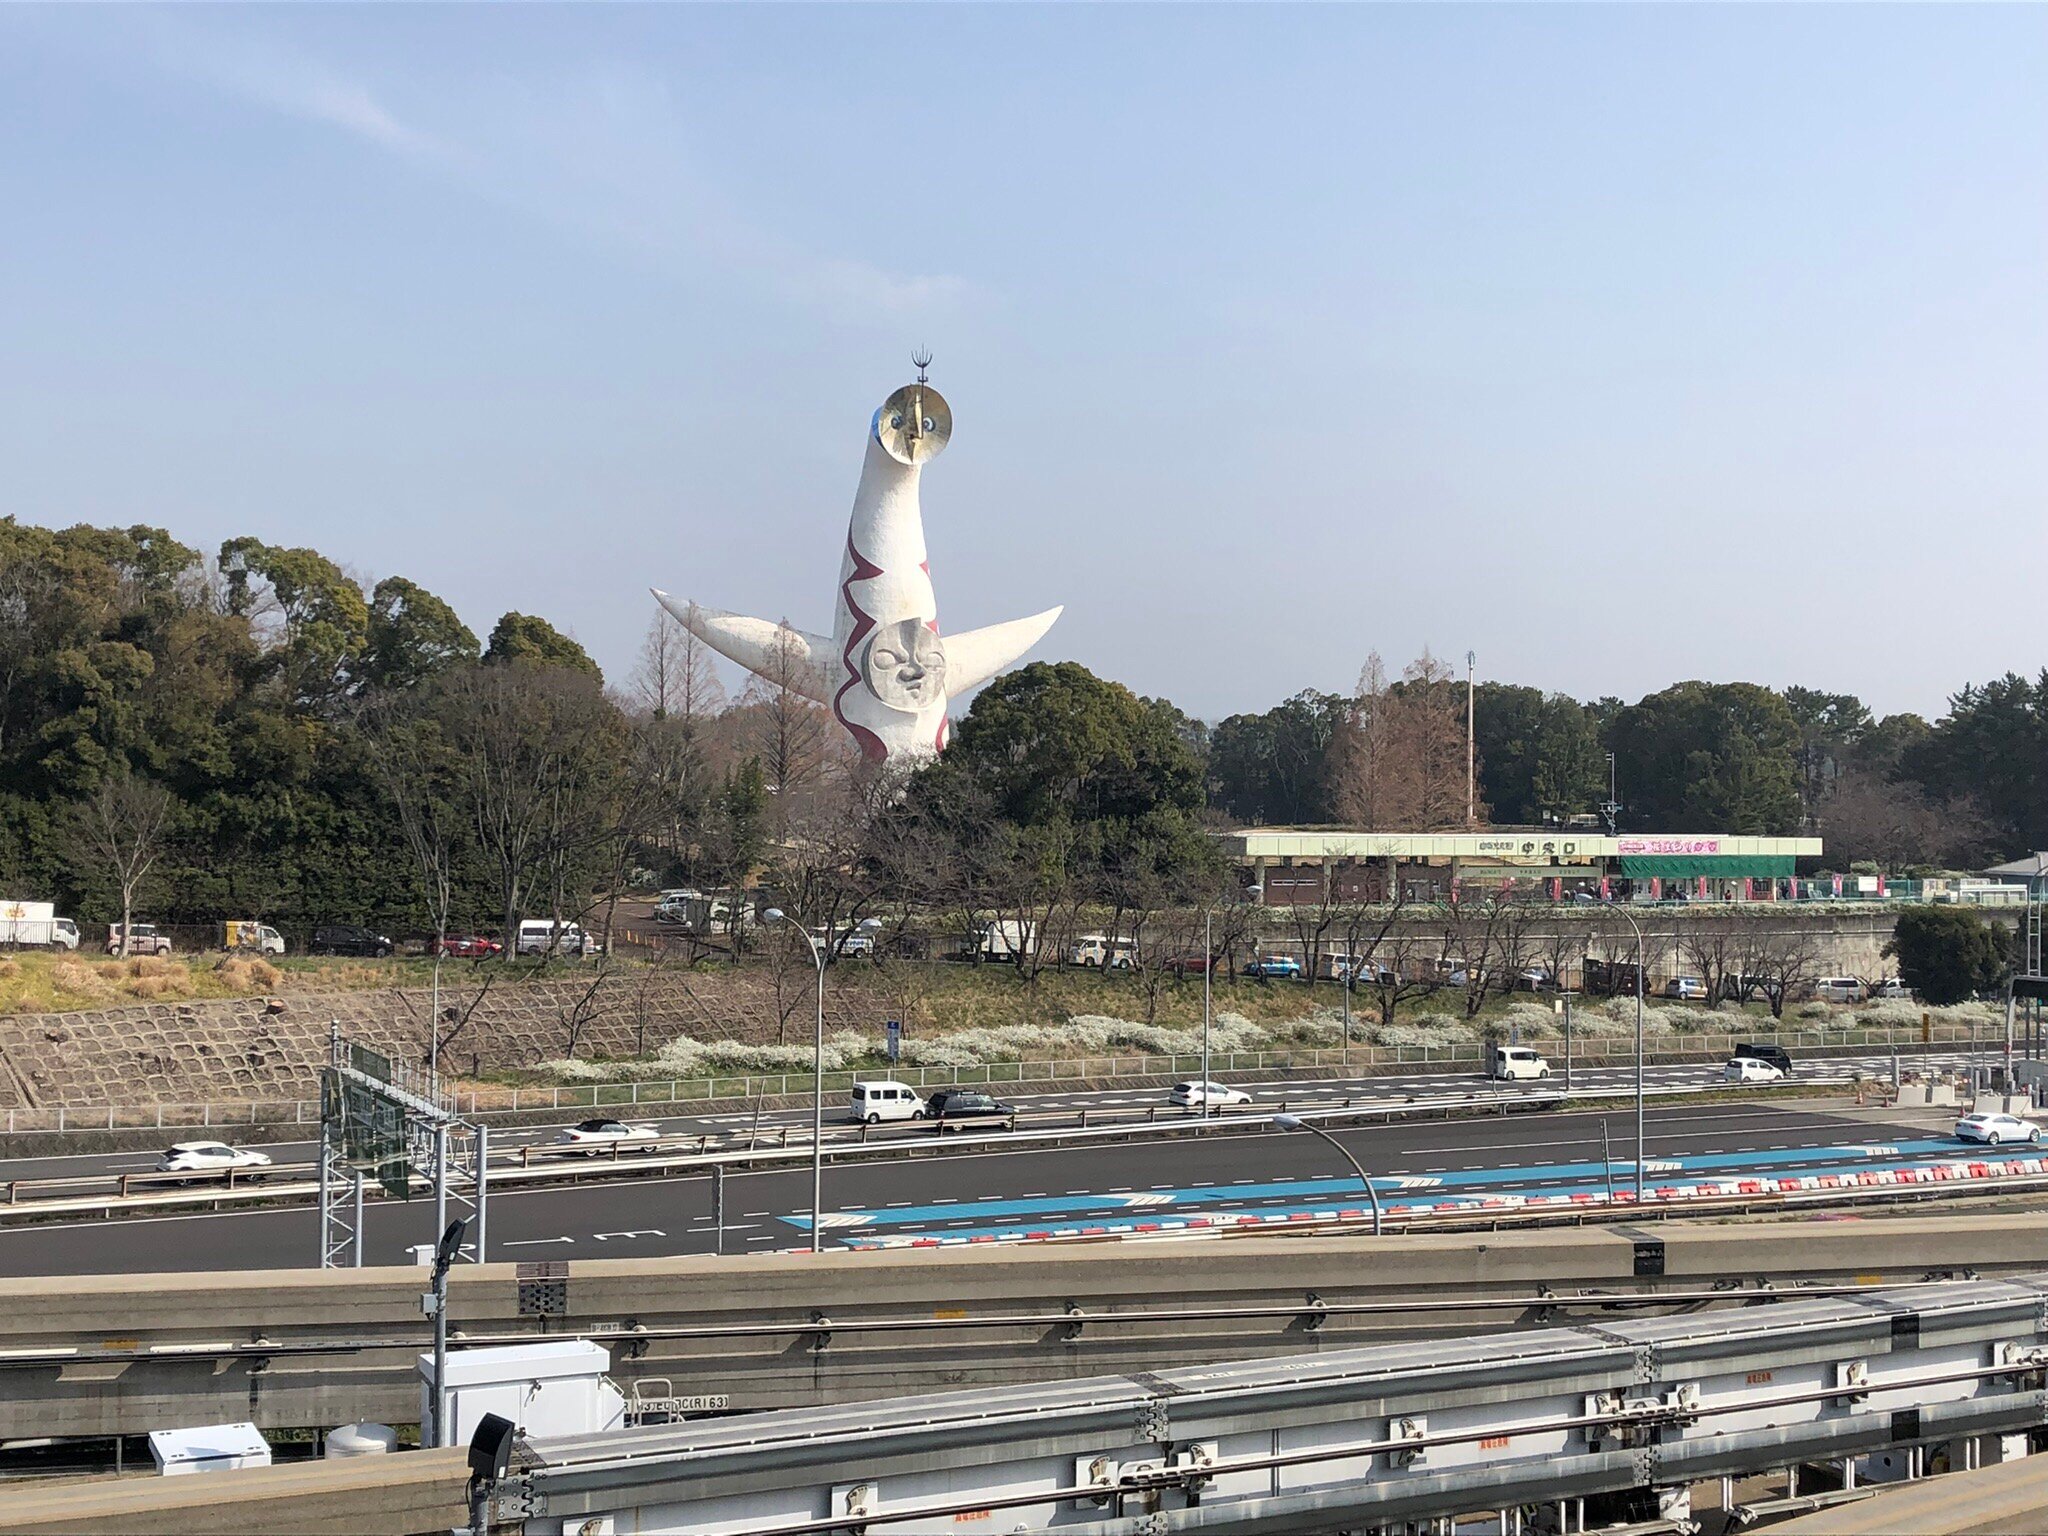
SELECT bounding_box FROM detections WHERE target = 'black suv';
[308,924,394,957]
[925,1090,1014,1130]
[1733,1042,1793,1076]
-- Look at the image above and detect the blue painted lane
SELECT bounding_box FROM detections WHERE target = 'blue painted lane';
[832,1145,2039,1247]
[784,1136,1971,1234]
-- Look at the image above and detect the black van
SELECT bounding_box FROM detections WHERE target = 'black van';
[1733,1042,1793,1075]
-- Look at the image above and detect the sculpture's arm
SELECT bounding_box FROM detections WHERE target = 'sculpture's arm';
[652,590,835,704]
[942,606,1064,695]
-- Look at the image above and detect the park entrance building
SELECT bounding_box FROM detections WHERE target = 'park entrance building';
[1221,829,1823,906]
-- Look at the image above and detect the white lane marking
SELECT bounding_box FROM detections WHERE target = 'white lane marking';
[593,1229,665,1241]
[504,1236,576,1247]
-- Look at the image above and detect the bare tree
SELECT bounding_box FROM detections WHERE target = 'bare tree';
[633,605,725,723]
[1750,923,1825,1020]
[439,662,624,958]
[1328,650,1476,830]
[1677,913,1744,1010]
[1358,925,1442,1032]
[1435,889,1540,1018]
[361,694,467,1064]
[69,772,175,957]
[741,621,828,799]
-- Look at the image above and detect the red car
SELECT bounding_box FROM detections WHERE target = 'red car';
[1161,953,1217,976]
[428,934,502,959]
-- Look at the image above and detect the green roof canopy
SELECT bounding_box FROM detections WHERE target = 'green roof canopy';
[1620,855,1795,879]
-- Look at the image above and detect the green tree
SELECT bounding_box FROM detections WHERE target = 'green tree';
[934,661,1206,827]
[1884,906,2012,1005]
[1781,686,1872,830]
[362,577,480,693]
[1609,682,1801,833]
[1473,683,1605,825]
[1208,690,1341,825]
[217,539,369,710]
[484,612,601,682]
[1901,673,2047,857]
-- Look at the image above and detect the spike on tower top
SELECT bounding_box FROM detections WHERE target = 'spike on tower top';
[912,348,933,384]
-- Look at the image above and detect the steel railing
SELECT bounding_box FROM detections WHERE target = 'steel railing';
[0,1023,1991,1137]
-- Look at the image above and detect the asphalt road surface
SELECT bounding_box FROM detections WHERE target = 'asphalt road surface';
[0,1100,1937,1277]
[0,1048,1972,1185]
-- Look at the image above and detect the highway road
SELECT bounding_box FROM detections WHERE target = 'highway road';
[0,1047,1970,1185]
[0,1098,1948,1277]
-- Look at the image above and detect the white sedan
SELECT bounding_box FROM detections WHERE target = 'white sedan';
[1169,1081,1254,1108]
[555,1119,662,1154]
[1724,1056,1786,1084]
[1955,1112,2044,1147]
[155,1141,273,1177]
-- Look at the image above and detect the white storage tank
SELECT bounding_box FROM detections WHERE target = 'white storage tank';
[325,1421,398,1458]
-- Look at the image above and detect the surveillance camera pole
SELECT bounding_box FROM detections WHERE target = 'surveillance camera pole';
[425,1216,468,1448]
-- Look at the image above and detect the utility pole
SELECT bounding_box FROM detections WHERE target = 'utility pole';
[1465,650,1477,827]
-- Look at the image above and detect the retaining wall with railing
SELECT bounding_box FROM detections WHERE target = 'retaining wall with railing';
[0,1023,1995,1138]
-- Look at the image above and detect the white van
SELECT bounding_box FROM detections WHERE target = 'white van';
[849,1080,926,1125]
[1814,977,1867,1004]
[1067,933,1134,969]
[1490,1046,1552,1081]
[515,919,603,957]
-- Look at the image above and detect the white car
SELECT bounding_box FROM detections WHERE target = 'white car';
[555,1119,661,1153]
[1724,1056,1785,1084]
[1169,1081,1253,1108]
[1489,1046,1552,1082]
[1956,1112,2043,1147]
[155,1141,273,1177]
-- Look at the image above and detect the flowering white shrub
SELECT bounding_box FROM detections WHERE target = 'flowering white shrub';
[1370,1013,1472,1049]
[1854,1000,1997,1031]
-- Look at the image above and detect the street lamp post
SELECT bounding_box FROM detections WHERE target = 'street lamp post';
[1599,902,1648,1203]
[1274,1114,1381,1236]
[1202,906,1212,1117]
[1200,884,1262,1118]
[765,908,881,1253]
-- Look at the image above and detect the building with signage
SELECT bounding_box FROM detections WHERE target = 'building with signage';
[1219,828,1824,906]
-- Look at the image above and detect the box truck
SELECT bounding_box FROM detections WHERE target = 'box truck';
[222,921,286,955]
[0,901,80,949]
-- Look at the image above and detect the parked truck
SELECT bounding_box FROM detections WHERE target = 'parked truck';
[222,920,286,955]
[0,900,80,949]
[957,919,1037,962]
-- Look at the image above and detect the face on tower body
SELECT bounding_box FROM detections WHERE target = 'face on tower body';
[862,617,947,712]
[874,384,952,465]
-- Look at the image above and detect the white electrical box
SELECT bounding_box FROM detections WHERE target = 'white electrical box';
[148,1422,272,1476]
[418,1339,625,1446]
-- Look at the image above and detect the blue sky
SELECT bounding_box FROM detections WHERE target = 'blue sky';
[1,5,2041,722]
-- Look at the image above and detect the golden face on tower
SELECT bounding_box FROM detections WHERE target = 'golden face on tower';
[874,384,952,465]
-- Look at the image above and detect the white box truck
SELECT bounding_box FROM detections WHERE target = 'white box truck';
[0,900,80,949]
[222,921,286,955]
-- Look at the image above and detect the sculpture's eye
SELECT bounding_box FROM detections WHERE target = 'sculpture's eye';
[890,414,904,429]
[921,417,935,431]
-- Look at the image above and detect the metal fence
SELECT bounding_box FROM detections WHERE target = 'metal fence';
[0,1021,1994,1135]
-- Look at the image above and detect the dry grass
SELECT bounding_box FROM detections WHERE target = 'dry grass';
[214,956,284,991]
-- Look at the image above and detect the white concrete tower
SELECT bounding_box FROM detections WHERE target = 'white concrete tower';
[654,369,1062,765]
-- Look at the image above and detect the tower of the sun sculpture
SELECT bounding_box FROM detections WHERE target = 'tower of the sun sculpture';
[654,368,1062,764]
